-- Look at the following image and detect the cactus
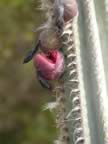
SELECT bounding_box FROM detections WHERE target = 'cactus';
[40,0,108,144]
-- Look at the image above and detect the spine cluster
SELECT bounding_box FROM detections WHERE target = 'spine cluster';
[63,19,84,144]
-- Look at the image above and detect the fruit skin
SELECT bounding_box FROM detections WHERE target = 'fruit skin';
[33,50,64,81]
[63,0,78,22]
[53,0,78,25]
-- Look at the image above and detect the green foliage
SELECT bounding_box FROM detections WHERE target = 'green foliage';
[0,0,56,143]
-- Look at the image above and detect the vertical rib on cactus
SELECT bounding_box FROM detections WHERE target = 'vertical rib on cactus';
[104,0,108,31]
[94,0,108,88]
[80,0,108,143]
[63,16,91,143]
[63,18,85,144]
[70,17,91,144]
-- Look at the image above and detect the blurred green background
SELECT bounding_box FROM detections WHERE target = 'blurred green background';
[0,0,56,143]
